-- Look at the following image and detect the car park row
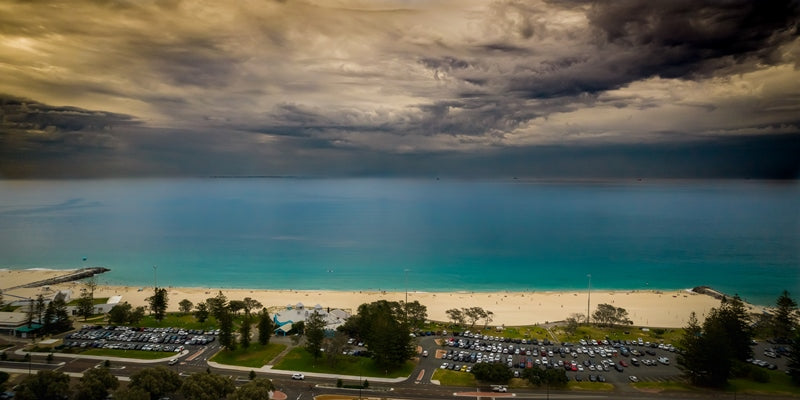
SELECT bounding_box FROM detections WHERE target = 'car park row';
[437,330,676,381]
[58,325,218,352]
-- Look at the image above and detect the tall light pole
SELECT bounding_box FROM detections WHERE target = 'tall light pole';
[586,274,592,324]
[404,269,410,305]
[153,265,158,289]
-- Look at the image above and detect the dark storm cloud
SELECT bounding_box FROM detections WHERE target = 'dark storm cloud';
[0,0,798,178]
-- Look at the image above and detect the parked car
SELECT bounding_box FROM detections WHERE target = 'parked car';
[629,376,639,382]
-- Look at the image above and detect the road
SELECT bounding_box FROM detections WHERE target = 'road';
[1,334,794,400]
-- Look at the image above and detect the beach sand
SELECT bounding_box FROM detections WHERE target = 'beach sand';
[1,269,753,328]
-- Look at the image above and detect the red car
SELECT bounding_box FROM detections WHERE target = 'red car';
[619,360,628,367]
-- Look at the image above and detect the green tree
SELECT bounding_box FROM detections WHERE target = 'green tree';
[73,366,119,400]
[305,311,326,361]
[482,310,494,330]
[227,378,275,400]
[15,370,71,400]
[464,307,487,328]
[178,299,193,314]
[340,300,415,369]
[445,308,465,327]
[471,362,512,383]
[229,300,246,315]
[678,296,754,388]
[0,370,9,391]
[111,387,150,400]
[564,315,580,335]
[129,366,182,400]
[147,287,168,322]
[206,291,228,321]
[43,294,71,333]
[257,308,273,345]
[219,308,236,350]
[401,300,428,328]
[43,300,55,332]
[179,372,235,400]
[194,302,210,324]
[239,315,252,349]
[242,297,262,317]
[34,294,46,324]
[108,302,132,325]
[788,329,800,385]
[592,303,616,326]
[773,290,798,342]
[521,367,568,387]
[129,306,145,325]
[324,330,351,367]
[718,295,753,361]
[77,289,95,321]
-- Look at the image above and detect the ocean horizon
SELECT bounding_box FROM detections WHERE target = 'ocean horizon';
[1,178,798,306]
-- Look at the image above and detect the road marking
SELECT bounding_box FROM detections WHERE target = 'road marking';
[186,347,206,361]
[415,369,425,383]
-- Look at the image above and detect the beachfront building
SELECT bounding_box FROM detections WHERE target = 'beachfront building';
[273,303,350,336]
[66,294,122,316]
[0,312,40,337]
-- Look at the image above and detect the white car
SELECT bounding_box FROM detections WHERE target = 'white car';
[291,373,305,380]
[422,350,429,357]
[168,358,179,365]
[629,376,639,382]
[492,385,508,392]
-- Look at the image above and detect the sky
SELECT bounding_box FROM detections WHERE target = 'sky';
[1,0,799,179]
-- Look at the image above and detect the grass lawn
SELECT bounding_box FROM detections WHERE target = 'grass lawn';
[210,343,286,368]
[81,348,175,359]
[273,347,415,378]
[631,381,696,392]
[567,381,615,391]
[728,370,800,396]
[431,369,477,386]
[554,324,684,344]
[68,297,109,306]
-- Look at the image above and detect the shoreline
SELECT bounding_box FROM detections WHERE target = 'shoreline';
[1,269,760,329]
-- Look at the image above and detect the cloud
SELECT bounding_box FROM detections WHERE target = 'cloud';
[0,0,798,178]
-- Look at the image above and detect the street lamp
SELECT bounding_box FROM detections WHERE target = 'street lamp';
[404,269,410,305]
[587,274,591,324]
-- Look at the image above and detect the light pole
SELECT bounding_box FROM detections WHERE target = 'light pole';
[587,274,591,324]
[153,265,158,289]
[404,269,410,305]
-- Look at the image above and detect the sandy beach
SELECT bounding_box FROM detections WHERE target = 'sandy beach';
[1,268,756,328]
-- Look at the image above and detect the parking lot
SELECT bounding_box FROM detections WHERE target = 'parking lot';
[60,324,218,353]
[429,330,790,384]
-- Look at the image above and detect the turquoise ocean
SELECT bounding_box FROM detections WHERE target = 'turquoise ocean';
[0,179,797,306]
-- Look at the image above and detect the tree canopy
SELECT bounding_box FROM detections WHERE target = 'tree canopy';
[678,295,754,387]
[73,366,119,400]
[129,366,182,400]
[179,372,235,400]
[773,290,798,342]
[227,378,275,400]
[471,362,512,383]
[146,287,168,321]
[340,300,415,369]
[592,303,632,327]
[15,370,71,400]
[304,311,326,361]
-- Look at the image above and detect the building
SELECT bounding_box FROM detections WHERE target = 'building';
[273,302,350,336]
[0,311,41,337]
